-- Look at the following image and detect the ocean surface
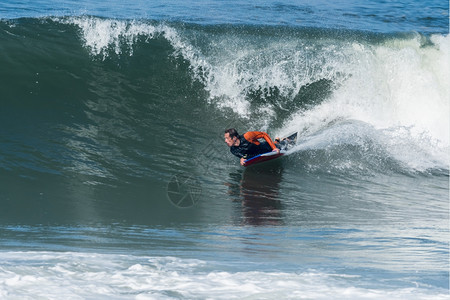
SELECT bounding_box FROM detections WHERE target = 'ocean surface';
[1,0,449,299]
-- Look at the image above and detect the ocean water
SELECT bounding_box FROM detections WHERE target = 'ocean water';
[0,0,449,299]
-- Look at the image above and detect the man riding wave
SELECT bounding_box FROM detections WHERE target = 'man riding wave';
[224,128,280,166]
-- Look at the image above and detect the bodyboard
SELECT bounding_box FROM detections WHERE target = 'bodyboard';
[243,132,297,167]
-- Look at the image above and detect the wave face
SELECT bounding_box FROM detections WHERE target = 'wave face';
[0,17,449,226]
[1,17,448,180]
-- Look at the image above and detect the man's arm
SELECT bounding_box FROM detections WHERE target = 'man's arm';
[243,131,278,151]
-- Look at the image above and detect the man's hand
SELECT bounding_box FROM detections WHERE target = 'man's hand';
[240,157,246,166]
[273,148,280,154]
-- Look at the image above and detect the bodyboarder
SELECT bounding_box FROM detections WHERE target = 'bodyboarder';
[224,128,280,166]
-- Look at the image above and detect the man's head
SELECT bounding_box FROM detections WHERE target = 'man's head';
[224,128,239,147]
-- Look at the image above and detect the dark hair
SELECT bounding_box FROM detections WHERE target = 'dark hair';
[225,128,239,138]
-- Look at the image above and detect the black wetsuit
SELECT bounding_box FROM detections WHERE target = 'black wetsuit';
[230,135,273,159]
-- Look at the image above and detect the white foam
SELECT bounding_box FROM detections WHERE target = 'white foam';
[192,38,349,118]
[282,34,450,171]
[0,251,447,299]
[0,251,448,299]
[62,17,160,58]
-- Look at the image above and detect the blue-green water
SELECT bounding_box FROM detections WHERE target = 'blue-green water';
[0,1,449,298]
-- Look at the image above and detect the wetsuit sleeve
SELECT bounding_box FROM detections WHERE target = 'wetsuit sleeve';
[243,131,277,150]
